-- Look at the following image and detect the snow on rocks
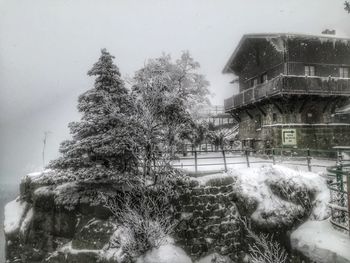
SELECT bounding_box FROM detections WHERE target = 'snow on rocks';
[4,197,28,235]
[25,169,53,181]
[227,165,330,228]
[136,244,192,263]
[291,219,350,263]
[20,207,33,235]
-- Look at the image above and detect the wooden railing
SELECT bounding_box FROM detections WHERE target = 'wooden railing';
[224,75,350,112]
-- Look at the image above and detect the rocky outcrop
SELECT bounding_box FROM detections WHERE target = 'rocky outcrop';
[4,166,335,263]
[5,172,119,262]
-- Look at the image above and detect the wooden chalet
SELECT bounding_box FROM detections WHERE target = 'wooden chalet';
[223,33,350,150]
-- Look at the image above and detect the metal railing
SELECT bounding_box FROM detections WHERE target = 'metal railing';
[171,147,345,174]
[327,161,350,234]
[224,75,350,112]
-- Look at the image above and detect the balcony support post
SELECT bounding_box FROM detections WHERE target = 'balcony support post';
[254,104,266,116]
[298,98,308,113]
[245,110,254,119]
[229,112,241,123]
[269,99,284,114]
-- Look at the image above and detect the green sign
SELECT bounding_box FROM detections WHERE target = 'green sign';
[282,129,297,146]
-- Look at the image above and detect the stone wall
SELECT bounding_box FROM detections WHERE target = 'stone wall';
[174,176,242,262]
[5,174,244,263]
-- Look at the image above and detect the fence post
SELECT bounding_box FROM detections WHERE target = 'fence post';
[307,148,311,172]
[272,148,276,165]
[222,150,227,172]
[245,150,250,168]
[347,173,350,236]
[194,150,198,174]
[337,149,343,168]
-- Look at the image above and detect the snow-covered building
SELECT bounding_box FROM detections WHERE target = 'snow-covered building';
[224,33,350,150]
[197,105,236,128]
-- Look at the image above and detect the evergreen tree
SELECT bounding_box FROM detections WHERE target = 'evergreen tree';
[345,1,350,13]
[50,49,138,180]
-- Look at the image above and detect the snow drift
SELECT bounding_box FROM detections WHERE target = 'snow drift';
[227,165,330,228]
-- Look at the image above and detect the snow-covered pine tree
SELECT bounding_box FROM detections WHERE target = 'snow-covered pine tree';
[345,1,350,13]
[50,49,138,180]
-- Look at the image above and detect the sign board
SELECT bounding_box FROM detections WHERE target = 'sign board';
[282,129,297,146]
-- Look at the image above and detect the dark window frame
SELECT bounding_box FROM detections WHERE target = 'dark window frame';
[261,73,268,83]
[304,65,316,76]
[339,67,349,78]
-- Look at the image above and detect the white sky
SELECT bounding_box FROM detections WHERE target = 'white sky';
[0,0,349,183]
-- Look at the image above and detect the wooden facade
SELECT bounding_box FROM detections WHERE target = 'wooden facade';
[223,33,350,150]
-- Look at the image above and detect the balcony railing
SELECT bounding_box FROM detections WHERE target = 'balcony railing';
[224,75,350,112]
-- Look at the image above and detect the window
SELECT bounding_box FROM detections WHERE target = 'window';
[339,67,349,78]
[251,78,258,87]
[261,73,268,83]
[272,113,277,123]
[304,65,315,76]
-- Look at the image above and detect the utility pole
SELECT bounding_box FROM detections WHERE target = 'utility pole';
[42,131,51,170]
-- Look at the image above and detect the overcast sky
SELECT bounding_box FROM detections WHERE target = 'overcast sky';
[0,0,349,184]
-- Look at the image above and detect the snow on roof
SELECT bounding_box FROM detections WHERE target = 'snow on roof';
[4,197,28,234]
[223,32,350,74]
[291,219,350,262]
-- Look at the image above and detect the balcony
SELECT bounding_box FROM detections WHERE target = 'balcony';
[224,75,350,112]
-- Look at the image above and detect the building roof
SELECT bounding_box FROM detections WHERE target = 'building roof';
[222,33,350,74]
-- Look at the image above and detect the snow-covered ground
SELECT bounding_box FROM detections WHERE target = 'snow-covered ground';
[172,152,336,174]
[4,198,28,235]
[291,219,350,263]
[0,185,18,262]
[136,244,192,263]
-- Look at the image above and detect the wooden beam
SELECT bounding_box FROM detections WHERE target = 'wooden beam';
[298,98,308,113]
[229,112,241,123]
[271,100,284,114]
[322,101,330,113]
[255,104,266,116]
[245,110,254,119]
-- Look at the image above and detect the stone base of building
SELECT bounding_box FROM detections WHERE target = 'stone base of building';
[241,124,350,151]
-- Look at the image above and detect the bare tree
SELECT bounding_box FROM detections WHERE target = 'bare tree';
[101,185,177,259]
[240,217,288,263]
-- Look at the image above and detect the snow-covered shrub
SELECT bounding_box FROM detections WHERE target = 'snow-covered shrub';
[102,183,180,260]
[241,217,288,263]
[207,127,238,150]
